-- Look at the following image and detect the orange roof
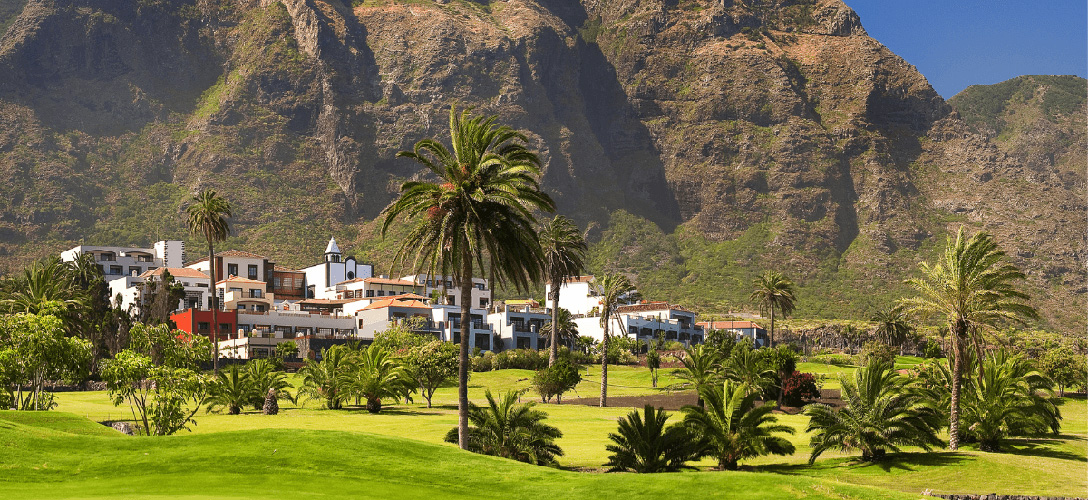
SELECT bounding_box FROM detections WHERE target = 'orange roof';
[139,267,209,280]
[216,275,267,285]
[336,278,366,285]
[697,321,764,330]
[362,298,431,310]
[364,277,419,286]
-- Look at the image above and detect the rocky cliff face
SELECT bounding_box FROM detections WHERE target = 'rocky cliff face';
[0,0,1083,332]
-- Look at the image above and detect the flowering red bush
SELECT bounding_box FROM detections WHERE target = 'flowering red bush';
[780,371,820,406]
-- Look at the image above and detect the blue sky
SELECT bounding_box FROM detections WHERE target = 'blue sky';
[844,1,1087,98]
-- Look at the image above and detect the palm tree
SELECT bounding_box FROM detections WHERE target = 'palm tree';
[206,364,253,415]
[540,215,587,366]
[749,271,796,349]
[804,358,943,463]
[871,305,914,355]
[443,390,564,465]
[382,106,555,449]
[298,345,352,410]
[244,358,294,410]
[186,189,233,373]
[682,380,796,470]
[593,273,635,407]
[0,257,83,316]
[605,405,701,473]
[346,346,409,414]
[722,346,776,398]
[959,351,1060,451]
[901,228,1037,450]
[540,307,578,351]
[670,344,723,407]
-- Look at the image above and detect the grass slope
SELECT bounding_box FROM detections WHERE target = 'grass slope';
[0,411,916,500]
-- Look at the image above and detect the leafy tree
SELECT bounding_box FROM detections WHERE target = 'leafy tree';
[0,308,92,410]
[444,390,564,465]
[206,364,253,415]
[646,347,661,388]
[532,357,582,403]
[186,189,233,373]
[959,351,1061,451]
[298,345,352,409]
[748,271,796,349]
[1038,346,1085,397]
[383,106,554,448]
[403,340,458,408]
[671,344,723,407]
[902,228,1037,450]
[102,323,212,435]
[346,346,410,413]
[245,358,294,410]
[804,359,943,463]
[871,305,914,355]
[703,328,737,360]
[779,371,820,407]
[593,273,636,407]
[682,380,796,470]
[605,405,700,473]
[138,270,186,326]
[540,215,587,366]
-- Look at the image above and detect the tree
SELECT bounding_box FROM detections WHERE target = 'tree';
[102,323,212,436]
[959,351,1060,451]
[274,341,299,366]
[540,215,587,366]
[245,358,294,410]
[1038,346,1084,397]
[721,345,775,399]
[871,305,914,355]
[138,270,186,326]
[605,405,700,473]
[346,346,410,413]
[382,106,554,449]
[206,364,252,415]
[403,340,459,408]
[804,358,943,463]
[901,228,1037,450]
[592,273,635,407]
[670,344,723,407]
[646,347,661,388]
[532,357,582,403]
[186,189,233,373]
[540,307,579,353]
[0,308,91,410]
[682,380,796,470]
[443,390,564,465]
[298,345,352,410]
[748,271,796,349]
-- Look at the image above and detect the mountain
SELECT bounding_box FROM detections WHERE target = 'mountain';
[0,0,1083,332]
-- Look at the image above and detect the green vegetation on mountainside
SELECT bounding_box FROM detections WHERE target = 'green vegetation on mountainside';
[950,75,1087,133]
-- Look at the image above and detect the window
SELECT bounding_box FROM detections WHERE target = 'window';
[239,324,252,333]
[253,348,269,358]
[99,252,115,262]
[445,280,452,288]
[475,334,491,351]
[197,322,210,333]
[479,298,488,308]
[129,267,141,276]
[475,283,485,290]
[238,304,246,311]
[250,289,262,298]
[109,265,122,275]
[220,323,232,333]
[365,290,375,297]
[274,277,282,288]
[227,264,238,276]
[448,295,456,305]
[248,265,258,280]
[377,290,385,297]
[255,305,266,312]
[516,337,530,350]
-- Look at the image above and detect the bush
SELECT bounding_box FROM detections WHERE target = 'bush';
[532,359,582,403]
[471,351,495,372]
[808,353,855,366]
[859,341,897,366]
[922,339,943,359]
[493,349,548,370]
[780,371,820,406]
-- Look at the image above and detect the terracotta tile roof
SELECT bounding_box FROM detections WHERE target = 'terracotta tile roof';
[697,321,764,330]
[616,302,689,313]
[216,275,267,285]
[185,249,267,265]
[336,278,366,285]
[364,277,419,286]
[362,298,431,311]
[298,298,354,305]
[139,267,209,280]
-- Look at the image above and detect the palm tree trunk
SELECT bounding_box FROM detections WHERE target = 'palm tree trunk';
[209,241,219,374]
[548,283,559,367]
[949,322,965,451]
[600,313,609,408]
[769,307,775,348]
[457,258,472,450]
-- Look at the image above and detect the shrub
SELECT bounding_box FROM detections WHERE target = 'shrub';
[471,351,495,372]
[443,390,564,465]
[605,405,699,473]
[859,341,896,366]
[532,359,582,403]
[780,371,820,406]
[922,339,943,359]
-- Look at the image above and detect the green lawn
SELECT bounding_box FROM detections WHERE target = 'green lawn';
[17,361,1088,498]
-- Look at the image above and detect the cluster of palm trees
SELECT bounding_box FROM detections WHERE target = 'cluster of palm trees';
[296,344,412,413]
[205,359,294,415]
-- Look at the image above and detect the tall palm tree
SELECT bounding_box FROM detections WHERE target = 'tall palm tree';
[540,307,578,351]
[804,358,943,462]
[540,215,587,366]
[901,228,1036,450]
[382,106,555,449]
[443,390,564,465]
[682,380,796,470]
[593,273,635,407]
[871,305,913,355]
[749,271,796,349]
[186,189,232,373]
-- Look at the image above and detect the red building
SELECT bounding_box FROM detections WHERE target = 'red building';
[171,309,239,341]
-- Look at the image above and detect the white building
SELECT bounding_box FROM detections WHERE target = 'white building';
[545,275,637,317]
[186,249,273,288]
[575,301,704,346]
[333,277,424,302]
[235,308,355,339]
[487,300,551,351]
[61,240,184,281]
[401,274,491,309]
[302,238,373,299]
[110,267,211,314]
[431,304,495,351]
[354,296,442,340]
